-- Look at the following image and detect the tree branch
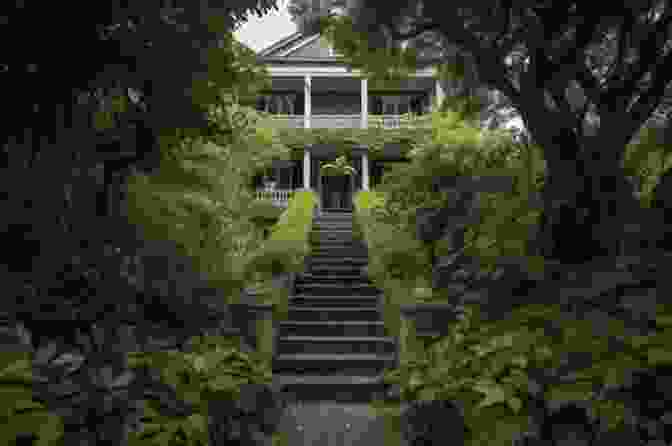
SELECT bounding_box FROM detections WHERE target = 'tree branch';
[606,5,672,100]
[387,21,441,42]
[623,49,672,142]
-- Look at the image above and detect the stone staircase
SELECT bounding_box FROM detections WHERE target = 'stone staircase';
[273,210,398,404]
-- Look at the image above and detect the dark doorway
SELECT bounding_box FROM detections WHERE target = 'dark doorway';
[321,174,353,210]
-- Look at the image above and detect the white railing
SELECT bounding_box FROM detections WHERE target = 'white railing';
[259,113,433,130]
[255,189,295,207]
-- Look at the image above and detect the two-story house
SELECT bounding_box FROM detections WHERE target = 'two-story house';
[249,29,449,213]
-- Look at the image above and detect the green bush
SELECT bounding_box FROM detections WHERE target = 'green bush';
[243,190,318,282]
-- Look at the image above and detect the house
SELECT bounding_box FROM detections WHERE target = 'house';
[249,29,448,212]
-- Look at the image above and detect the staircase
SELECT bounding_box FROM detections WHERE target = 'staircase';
[274,209,398,404]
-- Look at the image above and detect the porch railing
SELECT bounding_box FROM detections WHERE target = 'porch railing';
[255,189,295,207]
[258,113,433,130]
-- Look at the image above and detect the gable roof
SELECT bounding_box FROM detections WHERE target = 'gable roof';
[257,31,306,57]
[258,31,339,59]
[257,30,444,67]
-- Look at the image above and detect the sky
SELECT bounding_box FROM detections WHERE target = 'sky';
[233,0,298,53]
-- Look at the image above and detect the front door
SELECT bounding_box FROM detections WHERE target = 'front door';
[321,174,353,210]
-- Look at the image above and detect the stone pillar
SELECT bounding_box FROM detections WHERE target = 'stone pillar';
[361,77,368,129]
[362,152,369,191]
[303,148,311,190]
[304,74,311,129]
[435,78,445,110]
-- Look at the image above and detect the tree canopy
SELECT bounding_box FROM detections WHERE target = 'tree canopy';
[315,0,672,264]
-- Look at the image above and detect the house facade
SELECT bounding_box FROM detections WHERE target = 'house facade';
[250,30,448,212]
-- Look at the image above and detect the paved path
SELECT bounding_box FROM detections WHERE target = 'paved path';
[277,401,408,446]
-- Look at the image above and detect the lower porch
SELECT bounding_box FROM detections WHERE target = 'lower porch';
[251,146,407,211]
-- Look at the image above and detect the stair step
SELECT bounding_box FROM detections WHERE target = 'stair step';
[310,248,368,255]
[277,336,396,355]
[298,273,368,280]
[274,375,389,403]
[279,321,386,337]
[295,284,380,296]
[296,280,373,287]
[312,239,362,244]
[273,353,396,375]
[287,307,380,321]
[290,295,380,307]
[310,256,368,263]
[309,265,370,274]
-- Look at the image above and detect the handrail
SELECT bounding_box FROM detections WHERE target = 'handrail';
[258,113,434,129]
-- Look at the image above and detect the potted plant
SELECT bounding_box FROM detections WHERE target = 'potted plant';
[320,155,358,177]
[263,177,277,191]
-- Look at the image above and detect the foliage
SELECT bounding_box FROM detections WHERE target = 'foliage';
[320,155,358,176]
[622,122,672,208]
[125,334,274,445]
[369,109,547,277]
[371,302,672,445]
[124,101,295,303]
[324,0,672,264]
[0,352,65,446]
[242,190,318,287]
[257,111,434,161]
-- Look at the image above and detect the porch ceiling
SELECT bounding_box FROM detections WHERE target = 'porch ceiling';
[265,76,433,93]
[302,143,412,161]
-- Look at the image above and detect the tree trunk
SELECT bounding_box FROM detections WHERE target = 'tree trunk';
[536,139,641,265]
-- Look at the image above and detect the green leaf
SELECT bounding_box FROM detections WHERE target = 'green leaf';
[417,386,441,401]
[507,397,522,413]
[0,357,32,379]
[34,412,65,446]
[656,314,672,326]
[647,347,672,365]
[547,382,595,407]
[408,370,425,391]
[474,382,508,409]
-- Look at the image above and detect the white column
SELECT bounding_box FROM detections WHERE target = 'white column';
[361,77,368,129]
[435,78,445,110]
[303,148,311,190]
[304,74,311,129]
[362,152,369,191]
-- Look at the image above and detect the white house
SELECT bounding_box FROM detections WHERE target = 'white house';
[250,29,528,212]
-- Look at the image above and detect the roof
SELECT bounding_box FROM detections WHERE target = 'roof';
[257,31,306,57]
[256,30,443,67]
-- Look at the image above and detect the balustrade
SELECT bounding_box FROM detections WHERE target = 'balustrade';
[255,189,295,207]
[260,113,433,130]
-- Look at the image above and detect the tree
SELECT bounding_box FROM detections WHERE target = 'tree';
[317,0,672,264]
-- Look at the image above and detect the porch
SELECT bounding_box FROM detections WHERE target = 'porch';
[260,113,433,130]
[251,145,405,211]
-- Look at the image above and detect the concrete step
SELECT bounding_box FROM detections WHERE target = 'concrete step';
[309,256,369,264]
[312,224,354,230]
[287,306,380,322]
[290,295,380,307]
[315,211,353,218]
[296,273,371,284]
[310,237,356,244]
[274,375,390,403]
[310,247,368,256]
[279,321,387,338]
[309,265,369,274]
[277,336,396,355]
[294,283,381,296]
[298,272,368,280]
[273,353,396,376]
[310,237,364,245]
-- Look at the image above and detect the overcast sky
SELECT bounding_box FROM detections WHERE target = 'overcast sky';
[233,0,298,53]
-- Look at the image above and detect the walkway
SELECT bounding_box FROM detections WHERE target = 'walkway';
[272,209,407,445]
